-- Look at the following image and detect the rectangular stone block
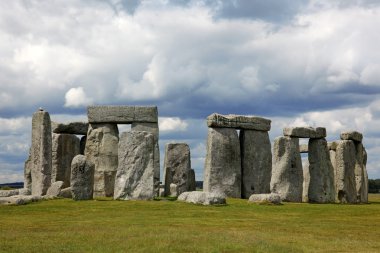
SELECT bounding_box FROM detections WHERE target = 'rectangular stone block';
[88,106,158,124]
[340,131,363,142]
[207,113,271,131]
[283,127,326,138]
[52,122,88,135]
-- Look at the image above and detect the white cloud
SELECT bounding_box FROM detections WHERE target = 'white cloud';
[159,117,188,132]
[64,87,93,108]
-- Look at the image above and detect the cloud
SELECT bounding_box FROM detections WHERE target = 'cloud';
[64,87,93,108]
[159,117,188,132]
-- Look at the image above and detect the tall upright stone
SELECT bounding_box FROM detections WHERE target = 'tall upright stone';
[203,127,241,198]
[71,155,95,200]
[85,124,119,197]
[302,160,310,203]
[163,143,191,196]
[362,148,369,203]
[354,143,367,203]
[52,134,80,188]
[30,109,52,196]
[24,149,32,191]
[114,131,155,200]
[308,138,335,203]
[240,130,272,198]
[80,136,87,155]
[188,169,196,191]
[270,136,303,202]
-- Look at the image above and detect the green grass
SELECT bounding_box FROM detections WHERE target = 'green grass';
[1,194,380,253]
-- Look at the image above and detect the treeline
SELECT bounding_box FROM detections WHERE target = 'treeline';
[369,179,380,193]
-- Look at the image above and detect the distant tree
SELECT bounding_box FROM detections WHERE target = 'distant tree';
[368,179,380,193]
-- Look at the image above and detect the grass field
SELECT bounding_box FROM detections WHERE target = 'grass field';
[1,194,379,253]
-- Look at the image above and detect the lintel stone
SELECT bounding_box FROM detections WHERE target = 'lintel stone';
[206,113,271,131]
[340,131,363,142]
[283,127,326,138]
[52,121,88,135]
[88,105,158,124]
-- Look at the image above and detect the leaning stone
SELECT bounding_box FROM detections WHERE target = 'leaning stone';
[302,160,310,203]
[270,136,303,202]
[203,127,241,198]
[85,123,119,197]
[30,109,52,196]
[58,187,72,198]
[46,181,64,197]
[163,143,191,196]
[52,134,80,188]
[187,169,196,191]
[248,193,282,205]
[114,131,155,200]
[70,155,95,200]
[169,183,178,197]
[340,131,363,142]
[308,138,336,203]
[177,191,226,205]
[299,144,308,153]
[283,127,326,138]
[207,113,271,131]
[240,130,272,198]
[0,189,19,197]
[51,121,89,135]
[87,105,158,124]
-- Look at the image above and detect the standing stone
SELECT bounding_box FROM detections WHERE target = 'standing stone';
[24,149,32,192]
[188,169,196,191]
[362,148,369,203]
[46,181,64,197]
[70,155,95,200]
[308,138,335,203]
[203,128,241,198]
[80,136,87,155]
[335,140,357,203]
[169,183,178,197]
[85,124,119,197]
[131,122,160,192]
[270,136,303,202]
[240,130,272,198]
[302,160,310,203]
[52,134,80,188]
[114,131,155,200]
[30,109,52,196]
[163,143,191,196]
[354,143,367,203]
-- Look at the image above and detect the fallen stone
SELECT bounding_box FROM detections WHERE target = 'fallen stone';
[0,189,19,197]
[58,187,72,198]
[270,136,303,202]
[114,131,155,200]
[308,138,336,203]
[169,183,178,197]
[19,188,31,195]
[340,131,363,142]
[177,191,226,205]
[163,143,191,196]
[87,105,158,124]
[203,127,241,198]
[248,193,282,204]
[299,144,308,153]
[302,160,310,203]
[71,155,95,200]
[283,127,326,138]
[188,169,196,191]
[0,195,42,205]
[207,113,271,131]
[51,121,89,135]
[46,181,64,197]
[240,130,272,198]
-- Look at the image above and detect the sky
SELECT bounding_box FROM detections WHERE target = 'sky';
[1,0,380,183]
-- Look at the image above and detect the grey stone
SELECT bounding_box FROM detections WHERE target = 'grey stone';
[328,141,339,151]
[24,149,32,192]
[340,131,363,142]
[70,155,95,200]
[270,136,303,202]
[248,193,282,204]
[163,143,191,196]
[80,136,86,155]
[203,127,241,198]
[362,148,369,203]
[114,131,155,200]
[85,123,119,197]
[30,109,52,196]
[299,144,308,153]
[46,181,64,197]
[52,134,80,188]
[88,105,158,124]
[19,188,31,195]
[240,130,272,198]
[308,138,336,203]
[58,187,72,198]
[302,160,310,203]
[177,191,226,205]
[169,183,178,197]
[283,127,326,138]
[188,169,196,191]
[355,143,368,203]
[159,188,165,197]
[207,113,271,131]
[0,195,42,205]
[0,189,19,197]
[51,121,89,135]
[335,140,357,203]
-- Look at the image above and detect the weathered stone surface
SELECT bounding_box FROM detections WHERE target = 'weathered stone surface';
[355,143,368,203]
[58,187,72,198]
[70,155,95,200]
[188,169,196,191]
[85,123,119,197]
[88,105,158,124]
[335,140,357,203]
[80,136,86,155]
[240,130,272,198]
[114,131,155,200]
[248,193,282,204]
[0,189,19,197]
[362,148,369,203]
[30,109,52,196]
[131,122,160,191]
[24,149,32,191]
[169,183,178,197]
[207,113,271,131]
[270,136,303,202]
[203,128,241,198]
[19,188,31,195]
[308,138,336,203]
[46,181,64,197]
[51,121,89,135]
[163,143,191,196]
[299,144,308,153]
[0,195,42,205]
[52,134,80,188]
[302,160,310,203]
[283,127,326,138]
[178,191,226,205]
[340,131,363,142]
[159,188,165,197]
[328,141,339,151]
